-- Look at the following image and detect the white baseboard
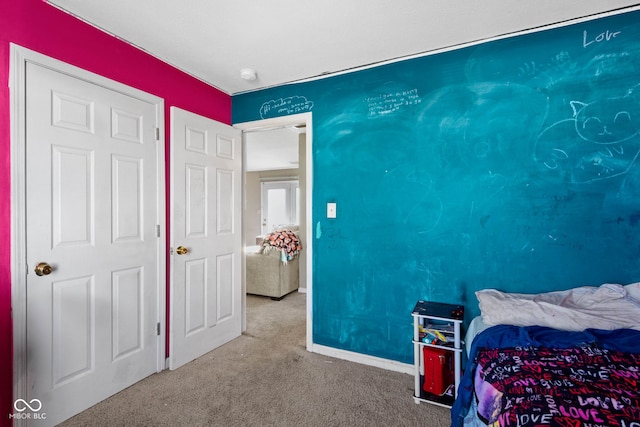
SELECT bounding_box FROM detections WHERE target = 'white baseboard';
[310,344,414,375]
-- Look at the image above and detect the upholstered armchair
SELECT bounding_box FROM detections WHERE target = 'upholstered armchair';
[245,247,299,299]
[245,228,302,300]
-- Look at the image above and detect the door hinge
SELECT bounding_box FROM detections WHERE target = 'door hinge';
[156,224,161,237]
[155,128,160,141]
[157,322,161,336]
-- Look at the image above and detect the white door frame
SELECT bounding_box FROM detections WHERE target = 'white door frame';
[10,44,166,419]
[234,113,313,350]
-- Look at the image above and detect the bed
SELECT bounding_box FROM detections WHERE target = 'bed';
[451,282,640,427]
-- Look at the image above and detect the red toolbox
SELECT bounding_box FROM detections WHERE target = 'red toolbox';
[422,346,453,395]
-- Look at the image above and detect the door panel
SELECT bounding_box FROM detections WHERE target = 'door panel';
[112,155,144,241]
[186,164,207,237]
[186,258,207,335]
[218,169,235,233]
[217,254,235,320]
[112,266,144,359]
[170,107,242,370]
[52,276,93,385]
[25,61,161,426]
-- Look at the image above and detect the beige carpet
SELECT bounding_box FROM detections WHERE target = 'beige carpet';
[60,292,451,426]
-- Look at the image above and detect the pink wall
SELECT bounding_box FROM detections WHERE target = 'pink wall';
[0,0,232,424]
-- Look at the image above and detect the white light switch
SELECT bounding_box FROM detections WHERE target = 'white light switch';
[327,202,337,218]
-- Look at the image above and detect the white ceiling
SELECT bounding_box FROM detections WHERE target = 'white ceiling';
[245,126,302,172]
[45,1,640,171]
[47,1,640,96]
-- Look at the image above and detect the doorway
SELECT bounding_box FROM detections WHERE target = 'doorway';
[235,113,313,349]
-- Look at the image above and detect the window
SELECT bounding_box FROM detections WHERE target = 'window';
[261,180,299,234]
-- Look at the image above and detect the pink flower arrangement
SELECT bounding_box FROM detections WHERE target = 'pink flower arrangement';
[260,229,302,261]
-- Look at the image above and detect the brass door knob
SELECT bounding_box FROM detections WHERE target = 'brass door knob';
[176,246,189,255]
[34,262,53,276]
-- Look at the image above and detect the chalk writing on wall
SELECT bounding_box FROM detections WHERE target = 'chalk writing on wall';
[232,10,640,364]
[365,88,421,117]
[583,28,622,48]
[260,96,314,119]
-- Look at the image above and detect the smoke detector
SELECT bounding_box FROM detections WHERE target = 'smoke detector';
[240,68,257,81]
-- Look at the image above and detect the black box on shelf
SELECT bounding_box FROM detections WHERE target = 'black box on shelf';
[412,300,464,320]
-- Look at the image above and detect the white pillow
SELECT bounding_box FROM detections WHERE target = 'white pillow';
[476,283,640,332]
[625,282,640,302]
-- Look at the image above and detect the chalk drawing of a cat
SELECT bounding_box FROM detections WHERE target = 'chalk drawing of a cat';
[534,89,640,183]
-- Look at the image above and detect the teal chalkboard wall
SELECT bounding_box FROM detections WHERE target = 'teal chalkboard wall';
[233,11,640,364]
